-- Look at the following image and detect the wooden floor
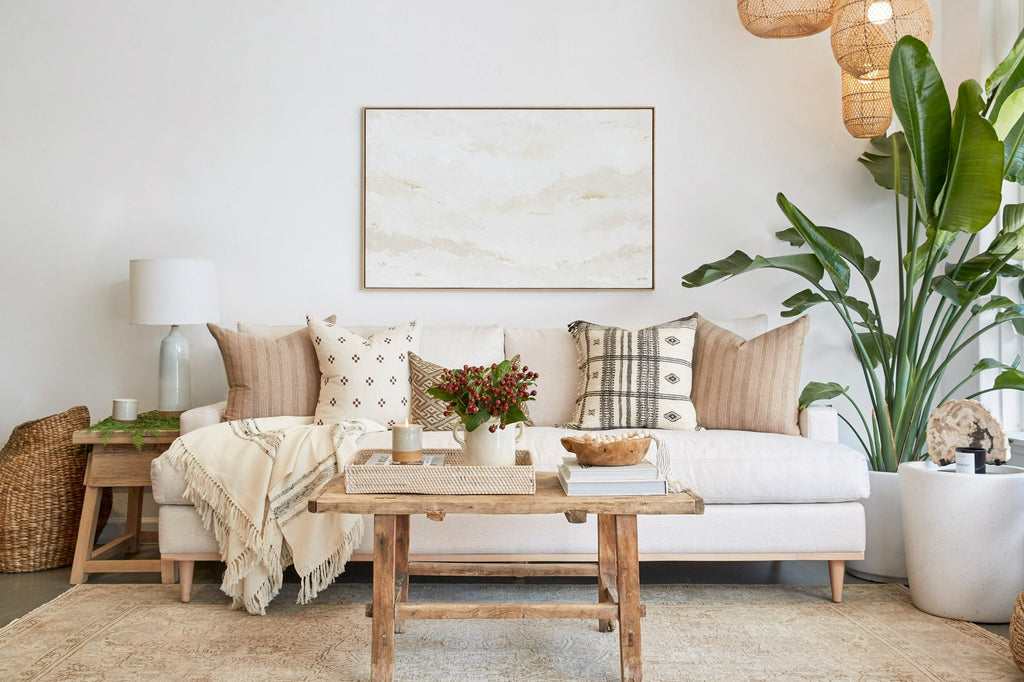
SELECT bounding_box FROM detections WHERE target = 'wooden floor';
[0,547,1010,640]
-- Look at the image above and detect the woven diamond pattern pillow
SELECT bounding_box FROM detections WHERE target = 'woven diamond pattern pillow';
[409,352,534,431]
[307,317,421,427]
[565,316,698,430]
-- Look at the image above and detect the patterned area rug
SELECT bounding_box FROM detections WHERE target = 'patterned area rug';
[0,583,1018,681]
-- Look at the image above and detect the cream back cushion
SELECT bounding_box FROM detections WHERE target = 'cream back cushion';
[692,315,808,435]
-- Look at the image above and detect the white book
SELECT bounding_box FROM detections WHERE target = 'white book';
[557,465,667,496]
[560,456,659,481]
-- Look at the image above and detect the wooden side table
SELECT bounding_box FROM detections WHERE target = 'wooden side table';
[69,428,179,585]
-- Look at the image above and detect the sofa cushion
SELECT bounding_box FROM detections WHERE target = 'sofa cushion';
[693,315,808,435]
[350,426,870,504]
[153,424,868,507]
[208,321,330,420]
[410,352,533,431]
[565,316,698,430]
[307,317,421,427]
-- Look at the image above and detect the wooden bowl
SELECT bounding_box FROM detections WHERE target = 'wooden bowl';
[560,436,652,467]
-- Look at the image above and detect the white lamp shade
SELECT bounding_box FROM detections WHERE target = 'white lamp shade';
[129,258,219,325]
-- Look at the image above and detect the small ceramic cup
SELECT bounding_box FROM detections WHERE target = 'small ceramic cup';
[112,398,138,423]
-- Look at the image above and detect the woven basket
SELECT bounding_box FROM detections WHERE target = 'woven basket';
[1011,591,1024,672]
[0,406,112,572]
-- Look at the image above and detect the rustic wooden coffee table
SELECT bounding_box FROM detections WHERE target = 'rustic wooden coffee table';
[310,470,703,682]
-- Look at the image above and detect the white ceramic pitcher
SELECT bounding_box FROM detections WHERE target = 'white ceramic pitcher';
[452,418,525,466]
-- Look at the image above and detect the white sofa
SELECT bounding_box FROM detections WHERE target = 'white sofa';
[151,320,870,603]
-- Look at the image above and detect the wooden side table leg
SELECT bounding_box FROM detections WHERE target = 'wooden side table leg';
[126,486,144,554]
[598,513,618,632]
[372,514,397,682]
[615,514,642,682]
[394,514,410,634]
[70,485,103,585]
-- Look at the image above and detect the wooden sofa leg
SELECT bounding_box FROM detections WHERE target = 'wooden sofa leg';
[828,560,844,603]
[179,561,195,602]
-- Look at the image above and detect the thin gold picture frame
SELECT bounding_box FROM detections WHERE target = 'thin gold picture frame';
[362,107,655,291]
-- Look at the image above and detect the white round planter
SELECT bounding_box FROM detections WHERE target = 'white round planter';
[900,461,1024,622]
[847,470,907,582]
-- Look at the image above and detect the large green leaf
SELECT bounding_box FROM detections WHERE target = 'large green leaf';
[781,289,827,317]
[936,81,1004,233]
[971,297,1017,314]
[856,331,896,369]
[681,251,753,287]
[932,276,974,307]
[858,132,913,197]
[995,305,1024,335]
[1004,203,1024,233]
[681,251,825,288]
[986,27,1024,119]
[798,381,849,410]
[889,36,951,224]
[776,194,850,293]
[1002,110,1024,183]
[903,229,955,282]
[775,225,879,281]
[994,367,1024,390]
[775,227,803,246]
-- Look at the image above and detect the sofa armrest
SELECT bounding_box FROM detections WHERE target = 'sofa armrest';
[799,405,839,443]
[180,401,226,435]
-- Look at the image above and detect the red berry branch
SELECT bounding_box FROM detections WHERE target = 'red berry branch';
[427,359,539,433]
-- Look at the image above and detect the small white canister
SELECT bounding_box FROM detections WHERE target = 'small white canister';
[112,398,138,423]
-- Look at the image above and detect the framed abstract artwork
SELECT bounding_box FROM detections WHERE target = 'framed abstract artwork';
[363,107,654,290]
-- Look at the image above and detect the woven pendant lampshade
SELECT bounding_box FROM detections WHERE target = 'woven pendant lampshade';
[832,0,934,80]
[737,0,836,38]
[842,71,893,138]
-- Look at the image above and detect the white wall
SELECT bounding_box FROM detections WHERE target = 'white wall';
[1,0,955,449]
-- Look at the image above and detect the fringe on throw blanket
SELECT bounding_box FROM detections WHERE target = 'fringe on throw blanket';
[164,417,382,615]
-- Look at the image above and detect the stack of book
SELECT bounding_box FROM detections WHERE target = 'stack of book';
[556,456,667,495]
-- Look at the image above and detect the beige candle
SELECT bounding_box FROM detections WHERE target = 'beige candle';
[392,422,423,464]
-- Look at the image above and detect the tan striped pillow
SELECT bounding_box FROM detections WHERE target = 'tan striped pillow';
[208,322,325,421]
[692,315,808,435]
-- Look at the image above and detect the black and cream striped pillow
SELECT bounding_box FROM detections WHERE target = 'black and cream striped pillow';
[565,316,698,431]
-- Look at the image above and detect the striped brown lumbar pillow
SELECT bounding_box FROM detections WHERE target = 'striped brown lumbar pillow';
[692,315,808,435]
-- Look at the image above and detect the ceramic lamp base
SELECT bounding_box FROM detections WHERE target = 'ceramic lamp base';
[158,325,191,414]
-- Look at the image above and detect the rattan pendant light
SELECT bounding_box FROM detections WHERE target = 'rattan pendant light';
[831,0,934,80]
[842,71,893,138]
[737,0,835,39]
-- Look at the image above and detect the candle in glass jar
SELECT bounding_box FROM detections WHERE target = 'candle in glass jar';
[392,422,423,464]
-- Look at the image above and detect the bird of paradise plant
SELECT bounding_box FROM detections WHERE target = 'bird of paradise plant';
[682,34,1024,472]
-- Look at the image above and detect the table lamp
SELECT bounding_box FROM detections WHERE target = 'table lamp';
[129,258,219,415]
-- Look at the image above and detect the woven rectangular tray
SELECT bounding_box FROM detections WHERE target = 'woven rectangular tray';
[344,448,535,495]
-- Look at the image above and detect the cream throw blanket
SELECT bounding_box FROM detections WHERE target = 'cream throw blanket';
[164,416,383,615]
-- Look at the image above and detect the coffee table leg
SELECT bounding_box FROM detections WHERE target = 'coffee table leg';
[395,514,410,634]
[598,513,618,632]
[372,514,397,682]
[615,514,642,682]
